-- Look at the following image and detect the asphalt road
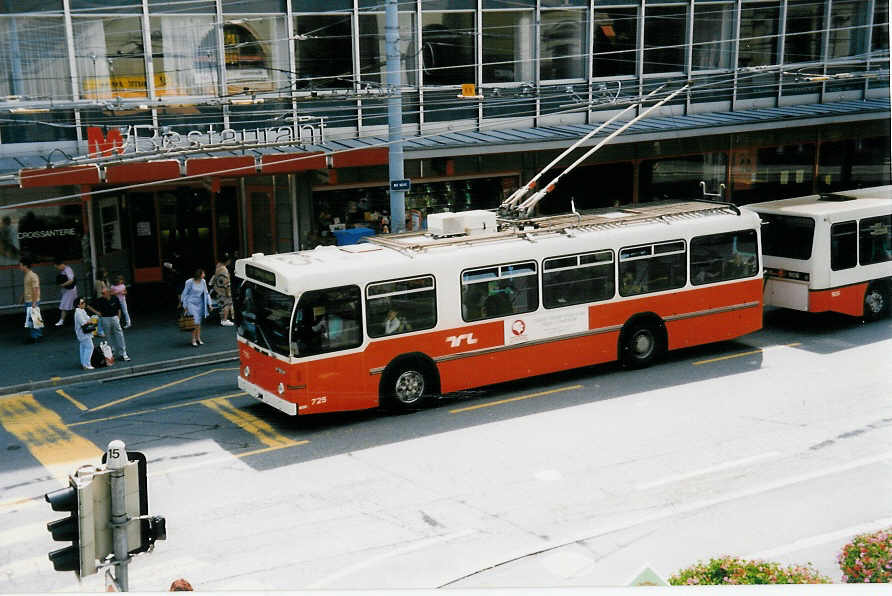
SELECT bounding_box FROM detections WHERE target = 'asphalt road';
[1,308,890,592]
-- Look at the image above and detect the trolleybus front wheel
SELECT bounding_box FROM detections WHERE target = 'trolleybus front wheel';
[381,358,438,412]
[863,281,890,322]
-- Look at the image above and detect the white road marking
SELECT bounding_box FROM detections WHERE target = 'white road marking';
[746,517,892,560]
[306,528,476,589]
[635,451,782,491]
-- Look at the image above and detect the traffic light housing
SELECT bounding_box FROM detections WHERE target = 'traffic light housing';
[45,465,104,577]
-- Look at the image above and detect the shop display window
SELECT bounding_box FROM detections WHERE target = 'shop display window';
[639,153,728,203]
[0,203,83,266]
[817,137,892,192]
[731,143,816,205]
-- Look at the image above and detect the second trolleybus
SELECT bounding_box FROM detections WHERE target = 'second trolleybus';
[745,185,892,321]
[234,200,763,416]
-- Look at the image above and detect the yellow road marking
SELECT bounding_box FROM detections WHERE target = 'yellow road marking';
[69,392,247,428]
[449,384,583,414]
[89,367,239,412]
[202,398,299,448]
[0,393,103,484]
[55,389,87,411]
[692,342,802,366]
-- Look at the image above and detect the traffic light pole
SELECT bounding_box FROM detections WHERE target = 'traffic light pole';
[107,440,130,592]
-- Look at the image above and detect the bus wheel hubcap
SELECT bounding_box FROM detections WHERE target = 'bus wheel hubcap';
[632,331,654,358]
[395,371,424,403]
[866,291,884,314]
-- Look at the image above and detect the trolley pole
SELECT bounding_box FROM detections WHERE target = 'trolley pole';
[107,440,130,592]
[385,0,406,233]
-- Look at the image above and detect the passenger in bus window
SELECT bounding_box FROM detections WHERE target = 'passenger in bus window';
[384,309,407,334]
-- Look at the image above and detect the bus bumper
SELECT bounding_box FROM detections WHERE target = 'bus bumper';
[238,376,298,416]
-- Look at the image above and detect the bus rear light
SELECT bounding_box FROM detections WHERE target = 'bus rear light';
[277,382,285,395]
[243,366,250,378]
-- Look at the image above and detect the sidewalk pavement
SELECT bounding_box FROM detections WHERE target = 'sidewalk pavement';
[0,304,239,395]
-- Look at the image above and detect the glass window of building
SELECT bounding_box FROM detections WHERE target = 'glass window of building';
[358,11,416,87]
[149,14,218,97]
[0,16,71,101]
[731,143,815,205]
[74,16,148,99]
[294,13,353,89]
[639,153,728,203]
[482,8,534,84]
[592,7,637,78]
[817,137,892,192]
[829,0,869,60]
[739,2,779,68]
[421,11,475,86]
[784,0,824,64]
[872,1,889,53]
[693,2,734,71]
[643,4,688,74]
[219,18,289,96]
[540,8,587,81]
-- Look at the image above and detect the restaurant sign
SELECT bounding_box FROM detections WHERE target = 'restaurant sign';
[87,119,327,158]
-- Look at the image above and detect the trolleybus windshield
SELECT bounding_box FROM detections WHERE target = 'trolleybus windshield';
[235,280,294,356]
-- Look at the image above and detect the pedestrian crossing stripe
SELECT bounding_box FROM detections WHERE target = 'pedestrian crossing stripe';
[0,393,103,485]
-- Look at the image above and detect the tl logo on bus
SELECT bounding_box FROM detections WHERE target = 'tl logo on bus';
[445,333,478,348]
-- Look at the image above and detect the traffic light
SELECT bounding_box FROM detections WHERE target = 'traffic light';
[45,465,104,577]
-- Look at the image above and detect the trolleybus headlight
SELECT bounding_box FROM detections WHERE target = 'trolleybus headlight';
[243,366,250,378]
[277,382,285,395]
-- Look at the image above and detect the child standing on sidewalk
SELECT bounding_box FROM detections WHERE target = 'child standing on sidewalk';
[110,275,131,328]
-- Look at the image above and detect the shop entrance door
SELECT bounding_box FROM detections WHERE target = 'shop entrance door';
[157,188,214,282]
[247,186,276,255]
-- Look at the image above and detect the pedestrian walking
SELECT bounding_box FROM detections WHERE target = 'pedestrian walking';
[73,297,96,370]
[209,256,234,326]
[19,255,42,343]
[110,275,131,328]
[54,257,77,326]
[180,269,212,347]
[88,286,130,362]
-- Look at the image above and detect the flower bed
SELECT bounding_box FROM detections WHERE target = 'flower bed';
[838,527,892,583]
[669,556,830,585]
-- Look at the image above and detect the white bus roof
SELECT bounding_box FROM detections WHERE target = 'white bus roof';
[236,201,760,295]
[743,185,892,219]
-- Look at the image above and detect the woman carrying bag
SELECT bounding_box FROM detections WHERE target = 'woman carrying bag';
[180,269,213,347]
[73,297,96,370]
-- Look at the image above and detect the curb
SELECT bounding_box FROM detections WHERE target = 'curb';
[0,350,239,395]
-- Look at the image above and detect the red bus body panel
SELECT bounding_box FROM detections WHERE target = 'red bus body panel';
[808,283,868,317]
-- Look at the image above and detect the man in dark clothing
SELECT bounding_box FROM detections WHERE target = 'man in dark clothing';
[88,286,130,362]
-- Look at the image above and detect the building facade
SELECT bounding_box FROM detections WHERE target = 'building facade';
[0,0,889,309]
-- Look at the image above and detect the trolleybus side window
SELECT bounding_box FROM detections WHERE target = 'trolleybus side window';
[690,229,759,285]
[235,280,294,357]
[830,221,858,271]
[760,214,815,260]
[366,276,437,338]
[461,261,538,321]
[292,285,361,357]
[859,215,892,266]
[543,250,615,308]
[619,240,686,296]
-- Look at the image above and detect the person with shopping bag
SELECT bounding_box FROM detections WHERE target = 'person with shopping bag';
[88,285,130,362]
[180,269,213,347]
[73,297,96,370]
[19,256,42,343]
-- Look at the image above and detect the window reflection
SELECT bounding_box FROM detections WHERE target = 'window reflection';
[358,12,416,87]
[422,11,474,86]
[150,15,217,96]
[785,0,824,64]
[74,16,148,98]
[540,9,586,81]
[693,3,733,71]
[644,5,687,74]
[0,16,71,100]
[295,14,353,89]
[592,8,637,78]
[482,9,533,84]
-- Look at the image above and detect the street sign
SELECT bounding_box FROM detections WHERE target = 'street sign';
[390,179,411,191]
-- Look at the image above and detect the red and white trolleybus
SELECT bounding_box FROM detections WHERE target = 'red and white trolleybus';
[744,185,892,320]
[234,200,764,416]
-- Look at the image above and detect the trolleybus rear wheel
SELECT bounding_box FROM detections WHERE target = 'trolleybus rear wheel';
[863,282,890,322]
[620,321,664,369]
